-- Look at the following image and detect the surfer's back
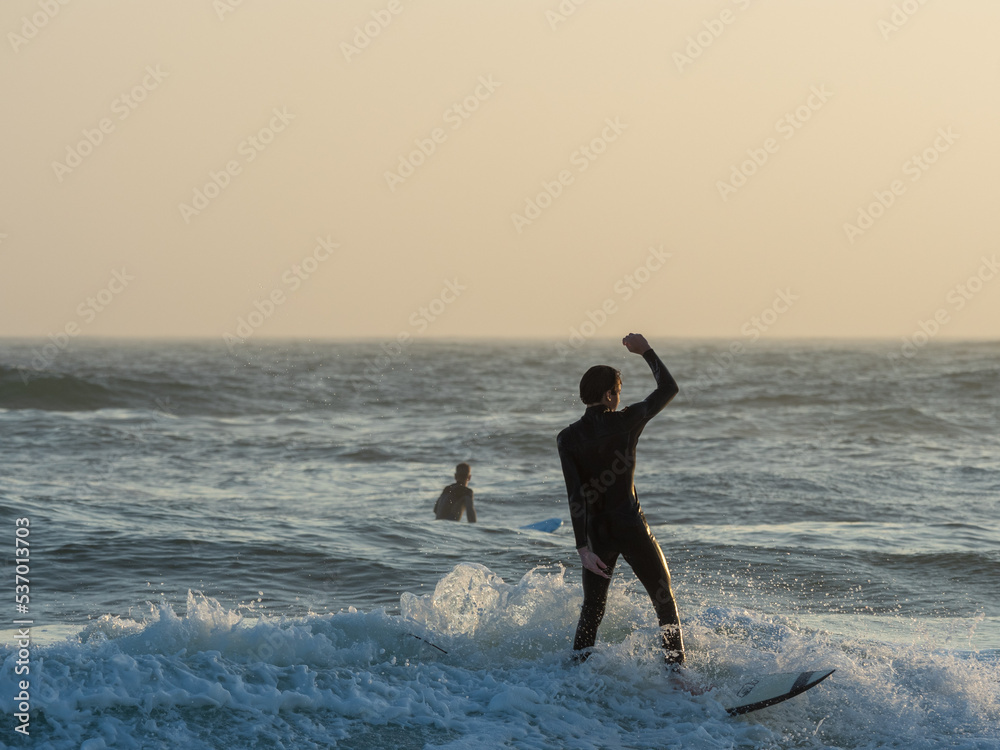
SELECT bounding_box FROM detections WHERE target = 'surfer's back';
[434,483,476,522]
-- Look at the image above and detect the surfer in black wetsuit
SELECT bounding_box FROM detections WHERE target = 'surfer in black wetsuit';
[557,333,684,665]
[434,462,477,522]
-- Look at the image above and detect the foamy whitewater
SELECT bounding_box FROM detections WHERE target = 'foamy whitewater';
[1,339,998,749]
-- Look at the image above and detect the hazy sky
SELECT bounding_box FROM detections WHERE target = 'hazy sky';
[2,0,998,345]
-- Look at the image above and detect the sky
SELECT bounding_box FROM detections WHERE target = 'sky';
[1,0,998,345]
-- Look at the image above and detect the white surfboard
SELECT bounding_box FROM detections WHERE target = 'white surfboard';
[725,668,835,716]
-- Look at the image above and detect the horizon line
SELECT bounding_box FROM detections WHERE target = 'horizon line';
[1,334,997,344]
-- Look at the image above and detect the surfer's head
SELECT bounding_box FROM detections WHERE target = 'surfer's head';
[454,462,471,485]
[580,365,621,410]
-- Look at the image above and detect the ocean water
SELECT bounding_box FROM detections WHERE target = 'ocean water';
[1,338,998,749]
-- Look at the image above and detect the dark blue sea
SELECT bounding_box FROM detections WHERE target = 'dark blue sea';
[1,338,998,749]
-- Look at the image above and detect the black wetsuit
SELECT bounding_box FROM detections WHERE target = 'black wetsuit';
[556,349,684,663]
[434,483,476,522]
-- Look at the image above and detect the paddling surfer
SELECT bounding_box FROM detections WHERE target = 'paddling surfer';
[557,333,684,664]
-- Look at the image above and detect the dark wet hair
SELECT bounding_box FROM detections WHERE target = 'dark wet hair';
[455,462,471,480]
[579,365,621,405]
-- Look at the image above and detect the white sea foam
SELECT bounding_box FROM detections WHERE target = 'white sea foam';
[3,565,998,749]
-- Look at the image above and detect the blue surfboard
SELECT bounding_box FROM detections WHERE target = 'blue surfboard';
[519,517,562,533]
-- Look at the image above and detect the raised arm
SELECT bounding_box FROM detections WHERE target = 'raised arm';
[621,333,678,423]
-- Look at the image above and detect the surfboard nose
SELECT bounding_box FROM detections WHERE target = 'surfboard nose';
[726,668,836,716]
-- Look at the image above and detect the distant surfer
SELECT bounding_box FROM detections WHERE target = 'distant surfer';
[434,462,477,522]
[557,333,684,665]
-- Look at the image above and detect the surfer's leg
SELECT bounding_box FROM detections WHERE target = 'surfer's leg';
[621,520,684,665]
[572,551,619,656]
